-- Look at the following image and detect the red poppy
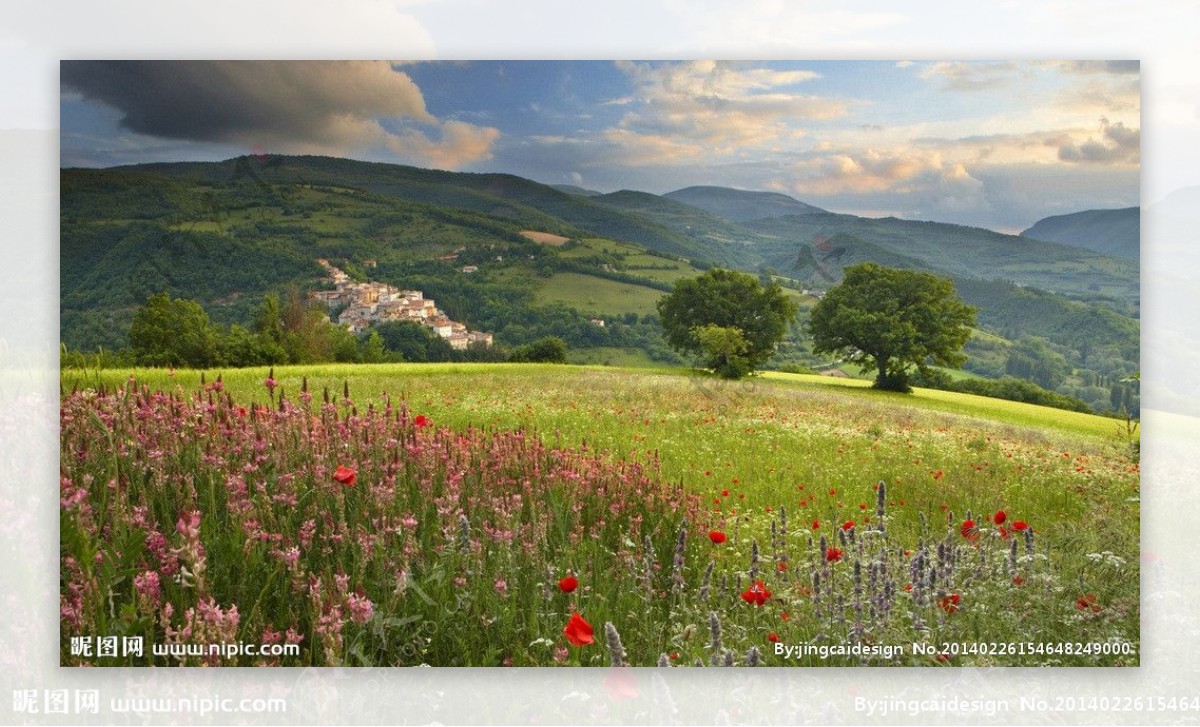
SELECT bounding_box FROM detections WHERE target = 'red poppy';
[780,611,791,622]
[903,583,914,592]
[1075,594,1102,612]
[333,465,357,487]
[414,414,431,427]
[841,520,855,531]
[1012,575,1025,586]
[826,547,843,563]
[669,651,680,660]
[767,632,780,643]
[937,593,961,613]
[721,489,730,497]
[741,580,772,606]
[932,470,944,480]
[776,561,789,572]
[993,510,1007,525]
[1012,521,1029,531]
[558,575,579,593]
[708,530,727,544]
[563,613,594,647]
[811,519,820,530]
[960,519,978,541]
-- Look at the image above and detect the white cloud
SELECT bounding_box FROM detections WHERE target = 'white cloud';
[603,61,845,160]
[919,61,1022,91]
[387,120,501,170]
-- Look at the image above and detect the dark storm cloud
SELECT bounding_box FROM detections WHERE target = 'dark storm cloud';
[59,61,500,168]
[60,60,433,148]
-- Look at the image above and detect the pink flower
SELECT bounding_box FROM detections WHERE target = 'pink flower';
[347,592,374,624]
[133,570,161,609]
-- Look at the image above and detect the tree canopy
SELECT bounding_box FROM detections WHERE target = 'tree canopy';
[128,292,222,367]
[809,263,977,392]
[656,268,798,378]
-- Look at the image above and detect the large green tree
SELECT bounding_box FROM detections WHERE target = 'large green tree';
[809,263,977,392]
[128,292,222,367]
[657,268,799,378]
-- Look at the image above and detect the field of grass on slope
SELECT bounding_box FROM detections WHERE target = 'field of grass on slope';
[60,364,1139,666]
[534,272,668,316]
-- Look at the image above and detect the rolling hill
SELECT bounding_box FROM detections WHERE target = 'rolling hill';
[59,154,1139,412]
[1021,207,1140,260]
[664,185,826,222]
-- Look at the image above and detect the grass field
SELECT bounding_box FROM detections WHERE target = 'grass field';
[60,363,1139,666]
[534,272,668,316]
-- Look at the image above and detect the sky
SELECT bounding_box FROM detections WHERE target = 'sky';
[60,60,1140,233]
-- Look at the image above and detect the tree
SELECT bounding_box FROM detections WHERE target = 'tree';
[359,330,387,363]
[509,336,568,364]
[809,263,977,392]
[692,324,751,380]
[375,321,455,362]
[656,268,798,378]
[279,287,335,363]
[128,292,221,367]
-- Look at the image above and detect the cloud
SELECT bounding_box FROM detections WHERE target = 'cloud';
[60,61,499,169]
[386,120,500,170]
[1055,75,1141,115]
[784,147,983,198]
[919,61,1020,91]
[1054,60,1140,76]
[605,61,846,158]
[1057,118,1140,164]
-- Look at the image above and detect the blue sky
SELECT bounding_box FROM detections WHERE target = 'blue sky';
[60,60,1139,232]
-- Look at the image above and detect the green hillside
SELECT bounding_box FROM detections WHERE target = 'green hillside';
[1022,207,1140,260]
[60,155,1139,413]
[744,213,1139,310]
[664,185,826,222]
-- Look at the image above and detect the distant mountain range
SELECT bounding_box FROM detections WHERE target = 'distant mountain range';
[60,154,1138,411]
[1021,207,1139,260]
[664,186,826,222]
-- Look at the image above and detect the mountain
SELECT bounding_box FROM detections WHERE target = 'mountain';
[95,156,743,267]
[1021,207,1140,260]
[59,154,1139,412]
[738,212,1139,311]
[664,185,825,223]
[552,184,603,197]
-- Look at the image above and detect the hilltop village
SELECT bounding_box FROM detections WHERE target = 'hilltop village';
[310,260,493,350]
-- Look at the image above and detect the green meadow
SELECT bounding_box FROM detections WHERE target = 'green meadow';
[60,363,1139,666]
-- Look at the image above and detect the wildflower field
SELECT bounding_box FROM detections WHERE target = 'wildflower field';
[59,364,1140,666]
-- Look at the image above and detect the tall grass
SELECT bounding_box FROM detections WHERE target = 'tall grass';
[60,365,1139,665]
